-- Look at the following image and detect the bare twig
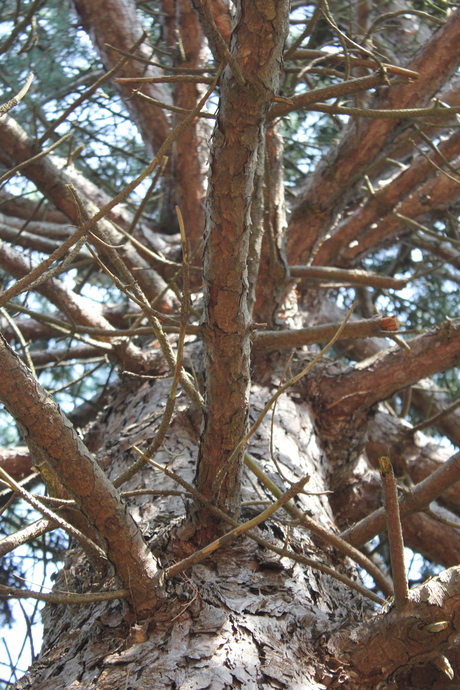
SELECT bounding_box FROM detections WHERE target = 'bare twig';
[0,0,43,55]
[245,452,393,596]
[212,302,357,493]
[0,519,55,558]
[190,0,245,86]
[113,206,192,488]
[411,395,460,432]
[0,64,221,314]
[0,584,129,605]
[379,457,409,607]
[115,75,214,84]
[132,89,216,118]
[342,451,460,547]
[39,33,148,145]
[289,265,407,289]
[0,465,107,562]
[164,477,310,579]
[0,129,73,186]
[132,448,384,604]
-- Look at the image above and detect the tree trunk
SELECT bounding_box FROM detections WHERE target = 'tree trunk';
[1,1,460,688]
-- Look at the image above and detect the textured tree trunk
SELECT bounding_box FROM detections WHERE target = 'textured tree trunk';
[15,366,376,690]
[3,1,460,688]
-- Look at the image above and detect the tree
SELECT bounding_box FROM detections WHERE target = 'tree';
[1,0,460,687]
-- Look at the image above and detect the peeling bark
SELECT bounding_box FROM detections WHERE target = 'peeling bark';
[196,1,290,522]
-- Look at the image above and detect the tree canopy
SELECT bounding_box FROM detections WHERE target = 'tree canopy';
[1,1,460,688]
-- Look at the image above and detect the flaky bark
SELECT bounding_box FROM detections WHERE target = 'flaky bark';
[0,337,161,615]
[196,1,290,522]
[286,7,460,265]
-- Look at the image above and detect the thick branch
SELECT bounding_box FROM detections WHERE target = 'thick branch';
[285,6,460,265]
[196,1,289,523]
[252,315,399,352]
[0,335,160,614]
[334,566,460,687]
[309,318,460,424]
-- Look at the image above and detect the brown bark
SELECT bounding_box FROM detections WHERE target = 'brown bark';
[0,115,174,307]
[313,129,460,266]
[0,336,161,615]
[307,318,460,436]
[162,0,207,249]
[286,7,460,266]
[196,1,290,522]
[72,0,171,157]
[0,446,32,481]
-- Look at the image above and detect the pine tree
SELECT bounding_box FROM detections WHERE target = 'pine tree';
[1,1,460,687]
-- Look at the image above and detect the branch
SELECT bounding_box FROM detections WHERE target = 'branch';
[134,448,384,604]
[0,518,54,558]
[72,0,171,156]
[379,457,409,607]
[285,6,460,265]
[164,477,310,579]
[289,265,406,289]
[288,49,420,79]
[0,115,173,307]
[333,566,460,686]
[0,72,34,115]
[0,584,129,605]
[313,127,460,266]
[310,318,460,422]
[342,451,460,547]
[0,465,107,561]
[245,452,393,596]
[0,336,161,615]
[196,2,290,516]
[269,72,394,119]
[252,314,401,352]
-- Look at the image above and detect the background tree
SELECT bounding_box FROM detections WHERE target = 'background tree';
[1,0,460,688]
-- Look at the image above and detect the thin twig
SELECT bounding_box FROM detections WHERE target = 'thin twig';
[128,156,168,235]
[191,0,246,86]
[39,33,148,145]
[0,72,34,115]
[284,0,324,59]
[0,466,107,562]
[289,265,406,289]
[245,452,393,596]
[0,584,129,605]
[293,101,460,120]
[0,65,222,312]
[105,42,215,74]
[213,303,357,492]
[411,395,460,432]
[115,75,214,84]
[0,129,73,186]
[0,307,36,377]
[0,0,43,55]
[0,518,55,558]
[132,448,383,604]
[164,476,310,579]
[113,206,192,488]
[132,90,216,119]
[379,457,409,608]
